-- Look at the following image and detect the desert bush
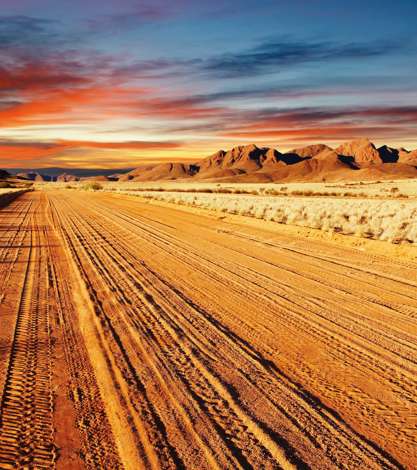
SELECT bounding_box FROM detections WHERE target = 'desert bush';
[82,182,103,191]
[265,189,282,196]
[137,191,417,245]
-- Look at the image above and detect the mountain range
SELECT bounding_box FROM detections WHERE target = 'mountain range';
[2,139,417,183]
[119,139,417,183]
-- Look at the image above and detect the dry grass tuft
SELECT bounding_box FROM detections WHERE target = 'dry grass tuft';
[82,182,103,191]
[136,191,417,244]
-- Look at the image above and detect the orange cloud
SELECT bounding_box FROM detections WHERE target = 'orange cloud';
[0,138,183,165]
[0,80,225,128]
[129,97,226,119]
[0,85,141,127]
[0,63,88,93]
[221,126,407,146]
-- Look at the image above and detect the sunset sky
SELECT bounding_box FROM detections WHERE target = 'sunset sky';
[1,0,417,168]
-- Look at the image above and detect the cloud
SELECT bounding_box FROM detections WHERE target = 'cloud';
[0,79,227,127]
[218,105,417,142]
[0,15,80,65]
[222,126,391,141]
[351,106,417,123]
[123,96,227,119]
[0,62,89,94]
[86,4,174,33]
[0,35,227,126]
[113,58,202,80]
[0,139,181,149]
[0,84,119,127]
[203,37,405,78]
[0,14,213,127]
[84,0,239,33]
[0,15,58,48]
[0,138,183,165]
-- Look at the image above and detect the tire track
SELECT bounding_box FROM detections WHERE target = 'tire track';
[51,195,298,469]
[44,198,122,469]
[47,191,414,469]
[79,197,417,399]
[0,209,56,468]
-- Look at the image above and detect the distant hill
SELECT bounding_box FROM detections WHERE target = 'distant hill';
[80,175,118,182]
[122,163,199,182]
[0,169,10,179]
[118,139,417,183]
[0,169,35,188]
[57,173,79,182]
[7,167,134,180]
[15,172,53,182]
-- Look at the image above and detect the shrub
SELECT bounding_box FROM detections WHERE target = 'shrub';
[136,190,417,245]
[82,182,103,191]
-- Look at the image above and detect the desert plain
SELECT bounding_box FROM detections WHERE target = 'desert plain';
[2,0,417,465]
[0,168,416,469]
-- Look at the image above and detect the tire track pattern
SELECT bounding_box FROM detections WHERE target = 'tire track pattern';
[0,193,117,469]
[45,200,124,469]
[46,190,417,469]
[0,214,56,468]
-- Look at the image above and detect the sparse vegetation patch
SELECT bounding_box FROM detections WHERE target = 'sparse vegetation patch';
[136,191,417,244]
[82,182,103,191]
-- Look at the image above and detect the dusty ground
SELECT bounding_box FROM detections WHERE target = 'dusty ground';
[37,179,417,244]
[37,178,417,197]
[0,189,416,469]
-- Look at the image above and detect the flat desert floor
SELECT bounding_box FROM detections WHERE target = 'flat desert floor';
[0,190,416,469]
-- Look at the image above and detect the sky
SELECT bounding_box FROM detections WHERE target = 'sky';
[0,0,417,168]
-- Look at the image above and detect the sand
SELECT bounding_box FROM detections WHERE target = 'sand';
[42,179,417,244]
[0,189,416,469]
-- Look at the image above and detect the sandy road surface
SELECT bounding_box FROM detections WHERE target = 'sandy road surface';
[0,192,120,469]
[1,190,416,469]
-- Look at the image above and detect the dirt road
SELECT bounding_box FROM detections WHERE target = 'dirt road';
[0,190,416,469]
